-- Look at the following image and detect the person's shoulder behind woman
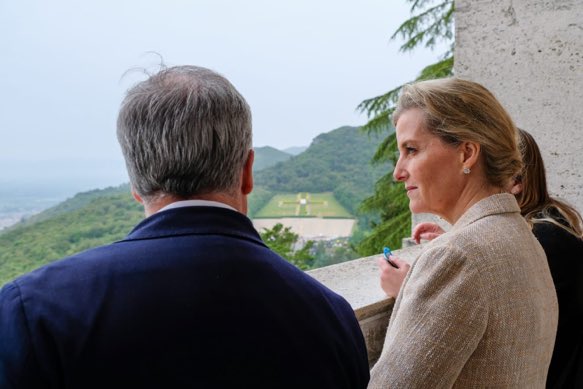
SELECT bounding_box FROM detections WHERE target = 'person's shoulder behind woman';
[531,210,583,389]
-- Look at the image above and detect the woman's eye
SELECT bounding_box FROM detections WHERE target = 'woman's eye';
[405,147,417,154]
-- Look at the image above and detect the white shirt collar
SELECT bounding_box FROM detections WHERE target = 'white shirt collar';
[157,199,237,214]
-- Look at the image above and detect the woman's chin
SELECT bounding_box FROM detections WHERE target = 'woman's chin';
[408,203,427,214]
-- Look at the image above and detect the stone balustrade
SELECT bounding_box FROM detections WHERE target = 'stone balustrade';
[307,244,424,366]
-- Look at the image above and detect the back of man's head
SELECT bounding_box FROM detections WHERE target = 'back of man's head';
[117,65,252,202]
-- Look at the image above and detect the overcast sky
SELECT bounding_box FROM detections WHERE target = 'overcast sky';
[0,0,447,188]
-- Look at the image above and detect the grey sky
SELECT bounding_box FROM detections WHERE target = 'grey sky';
[0,0,447,188]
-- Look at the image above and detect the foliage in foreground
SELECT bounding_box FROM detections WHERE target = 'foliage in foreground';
[259,224,361,271]
[356,0,454,255]
[259,223,315,270]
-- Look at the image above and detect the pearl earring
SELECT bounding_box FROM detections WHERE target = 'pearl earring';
[463,167,471,175]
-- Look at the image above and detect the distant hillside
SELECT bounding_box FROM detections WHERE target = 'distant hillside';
[0,190,143,285]
[255,126,390,213]
[283,146,307,156]
[14,184,131,228]
[253,146,292,172]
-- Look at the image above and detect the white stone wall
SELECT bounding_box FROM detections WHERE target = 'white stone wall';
[456,0,583,212]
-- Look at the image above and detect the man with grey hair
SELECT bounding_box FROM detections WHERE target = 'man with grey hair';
[0,65,369,388]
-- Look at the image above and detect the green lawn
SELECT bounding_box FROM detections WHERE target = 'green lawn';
[254,192,352,218]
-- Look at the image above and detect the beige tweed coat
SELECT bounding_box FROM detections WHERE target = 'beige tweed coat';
[369,194,558,388]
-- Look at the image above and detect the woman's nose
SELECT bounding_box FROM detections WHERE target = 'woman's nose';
[393,158,407,182]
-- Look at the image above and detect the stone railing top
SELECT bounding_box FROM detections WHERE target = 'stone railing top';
[307,244,425,321]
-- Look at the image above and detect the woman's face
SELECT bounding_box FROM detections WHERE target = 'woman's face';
[393,109,466,219]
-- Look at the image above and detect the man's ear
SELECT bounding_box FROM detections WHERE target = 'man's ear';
[241,149,254,195]
[460,141,481,170]
[131,187,144,204]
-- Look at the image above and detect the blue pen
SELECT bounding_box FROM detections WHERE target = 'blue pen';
[383,246,399,268]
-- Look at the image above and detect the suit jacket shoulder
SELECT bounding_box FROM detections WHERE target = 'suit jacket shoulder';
[0,206,369,389]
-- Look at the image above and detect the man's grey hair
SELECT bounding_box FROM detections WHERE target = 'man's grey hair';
[117,65,252,200]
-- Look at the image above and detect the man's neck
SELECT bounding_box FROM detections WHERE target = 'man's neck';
[143,192,246,217]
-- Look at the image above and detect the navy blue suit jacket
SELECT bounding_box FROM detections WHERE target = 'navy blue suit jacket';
[0,206,369,388]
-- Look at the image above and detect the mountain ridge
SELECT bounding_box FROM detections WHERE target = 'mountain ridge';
[253,146,292,172]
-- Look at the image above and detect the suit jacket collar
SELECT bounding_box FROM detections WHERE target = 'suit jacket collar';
[451,193,521,232]
[121,206,266,246]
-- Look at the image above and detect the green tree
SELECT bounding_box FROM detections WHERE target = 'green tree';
[259,223,315,270]
[312,238,359,269]
[356,0,454,255]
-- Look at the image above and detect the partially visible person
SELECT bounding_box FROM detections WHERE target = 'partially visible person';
[408,128,583,388]
[0,65,369,389]
[370,78,558,388]
[511,129,583,388]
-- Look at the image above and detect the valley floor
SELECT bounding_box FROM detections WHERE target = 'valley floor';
[253,217,355,240]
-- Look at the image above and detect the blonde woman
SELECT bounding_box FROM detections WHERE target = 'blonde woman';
[370,79,558,388]
[411,128,583,388]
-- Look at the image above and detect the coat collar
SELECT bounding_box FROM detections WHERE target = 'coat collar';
[120,206,266,247]
[450,193,521,232]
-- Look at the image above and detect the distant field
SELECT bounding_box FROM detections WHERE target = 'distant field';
[254,192,352,218]
[253,218,355,240]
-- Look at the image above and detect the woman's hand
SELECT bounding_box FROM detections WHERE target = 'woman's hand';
[412,222,445,244]
[378,256,411,298]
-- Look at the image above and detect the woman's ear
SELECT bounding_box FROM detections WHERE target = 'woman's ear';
[510,182,523,195]
[460,141,481,170]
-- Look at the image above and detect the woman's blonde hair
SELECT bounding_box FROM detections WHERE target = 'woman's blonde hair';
[393,78,523,188]
[516,128,583,237]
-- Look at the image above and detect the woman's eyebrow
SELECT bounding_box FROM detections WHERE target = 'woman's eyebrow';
[400,140,418,148]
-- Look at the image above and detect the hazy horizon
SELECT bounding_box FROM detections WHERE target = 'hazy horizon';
[1,1,447,158]
[0,138,310,193]
[1,1,450,221]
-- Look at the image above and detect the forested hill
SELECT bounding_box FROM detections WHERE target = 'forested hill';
[255,126,390,213]
[16,184,132,227]
[0,187,144,285]
[253,146,292,171]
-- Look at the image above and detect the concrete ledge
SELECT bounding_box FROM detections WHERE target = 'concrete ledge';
[307,244,424,366]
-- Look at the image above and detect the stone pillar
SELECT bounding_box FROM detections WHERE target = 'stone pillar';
[455,0,583,212]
